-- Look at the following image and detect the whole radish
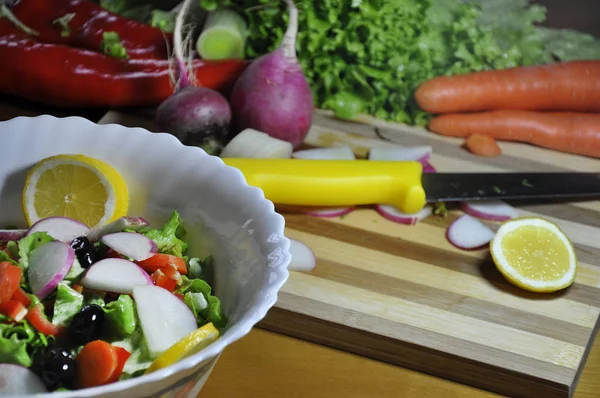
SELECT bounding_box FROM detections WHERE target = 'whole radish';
[155,0,232,155]
[230,0,314,149]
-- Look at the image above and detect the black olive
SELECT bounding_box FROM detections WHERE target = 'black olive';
[34,347,76,391]
[70,236,97,268]
[68,304,104,346]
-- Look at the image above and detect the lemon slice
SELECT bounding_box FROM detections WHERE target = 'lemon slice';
[490,216,577,293]
[145,323,220,374]
[22,154,129,228]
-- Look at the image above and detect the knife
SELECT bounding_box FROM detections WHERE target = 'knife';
[221,158,600,214]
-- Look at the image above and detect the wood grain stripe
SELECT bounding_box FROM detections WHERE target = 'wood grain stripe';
[311,257,591,346]
[285,215,600,313]
[280,273,585,371]
[260,306,572,398]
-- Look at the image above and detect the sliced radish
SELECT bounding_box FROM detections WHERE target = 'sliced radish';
[79,258,152,294]
[292,146,355,160]
[220,128,293,158]
[27,217,90,244]
[288,239,316,272]
[368,146,432,164]
[0,229,27,242]
[460,201,518,222]
[446,214,496,250]
[423,163,437,173]
[28,241,75,299]
[86,216,149,242]
[132,285,198,357]
[0,364,48,395]
[101,232,158,261]
[375,205,433,225]
[305,207,354,218]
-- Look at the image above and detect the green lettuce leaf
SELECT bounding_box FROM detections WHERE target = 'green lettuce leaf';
[0,315,52,367]
[0,250,17,265]
[143,211,188,259]
[176,276,227,329]
[103,294,137,337]
[112,326,154,379]
[17,232,54,272]
[64,259,85,283]
[52,282,84,327]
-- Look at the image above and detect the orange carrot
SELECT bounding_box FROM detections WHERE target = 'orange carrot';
[415,61,600,114]
[75,340,118,388]
[464,134,502,157]
[107,346,131,383]
[428,110,600,158]
[137,253,187,275]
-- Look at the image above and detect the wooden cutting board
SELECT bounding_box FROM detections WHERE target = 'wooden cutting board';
[98,110,600,398]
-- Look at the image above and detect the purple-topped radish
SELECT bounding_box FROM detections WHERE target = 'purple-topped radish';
[368,146,432,165]
[27,216,90,244]
[29,241,75,299]
[376,205,433,226]
[86,216,149,242]
[101,232,157,261]
[460,201,519,222]
[155,0,232,155]
[0,229,27,242]
[446,214,496,250]
[230,0,314,148]
[0,364,48,395]
[133,285,198,356]
[79,258,152,294]
[305,207,354,218]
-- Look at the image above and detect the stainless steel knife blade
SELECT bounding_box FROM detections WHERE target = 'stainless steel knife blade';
[422,172,600,202]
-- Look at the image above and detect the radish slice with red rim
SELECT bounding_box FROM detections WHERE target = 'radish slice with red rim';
[86,216,149,242]
[0,364,48,395]
[376,205,433,225]
[446,214,495,250]
[288,239,316,272]
[0,229,27,242]
[27,217,90,244]
[101,232,158,261]
[292,146,355,160]
[305,207,354,218]
[460,201,518,222]
[422,162,437,173]
[28,241,75,299]
[368,146,432,164]
[79,258,152,294]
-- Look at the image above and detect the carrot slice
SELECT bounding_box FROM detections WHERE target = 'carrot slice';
[464,134,502,157]
[107,346,131,383]
[138,253,187,275]
[75,340,118,388]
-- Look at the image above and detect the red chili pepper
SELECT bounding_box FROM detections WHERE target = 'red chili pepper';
[12,0,173,60]
[0,22,249,108]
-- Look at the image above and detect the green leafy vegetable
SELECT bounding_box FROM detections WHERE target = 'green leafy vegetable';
[0,250,17,266]
[143,211,188,258]
[64,259,85,283]
[0,315,52,367]
[17,232,53,272]
[52,283,84,327]
[104,294,137,337]
[176,276,227,329]
[101,31,129,59]
[150,9,176,32]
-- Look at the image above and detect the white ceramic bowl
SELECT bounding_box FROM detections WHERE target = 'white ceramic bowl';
[0,115,291,398]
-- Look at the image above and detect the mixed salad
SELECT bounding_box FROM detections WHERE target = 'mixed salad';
[0,211,225,393]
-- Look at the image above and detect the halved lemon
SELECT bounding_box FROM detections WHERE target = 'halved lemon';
[145,323,220,374]
[490,216,577,293]
[22,154,129,228]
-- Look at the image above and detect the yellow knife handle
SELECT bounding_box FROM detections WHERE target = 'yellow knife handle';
[221,158,426,214]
